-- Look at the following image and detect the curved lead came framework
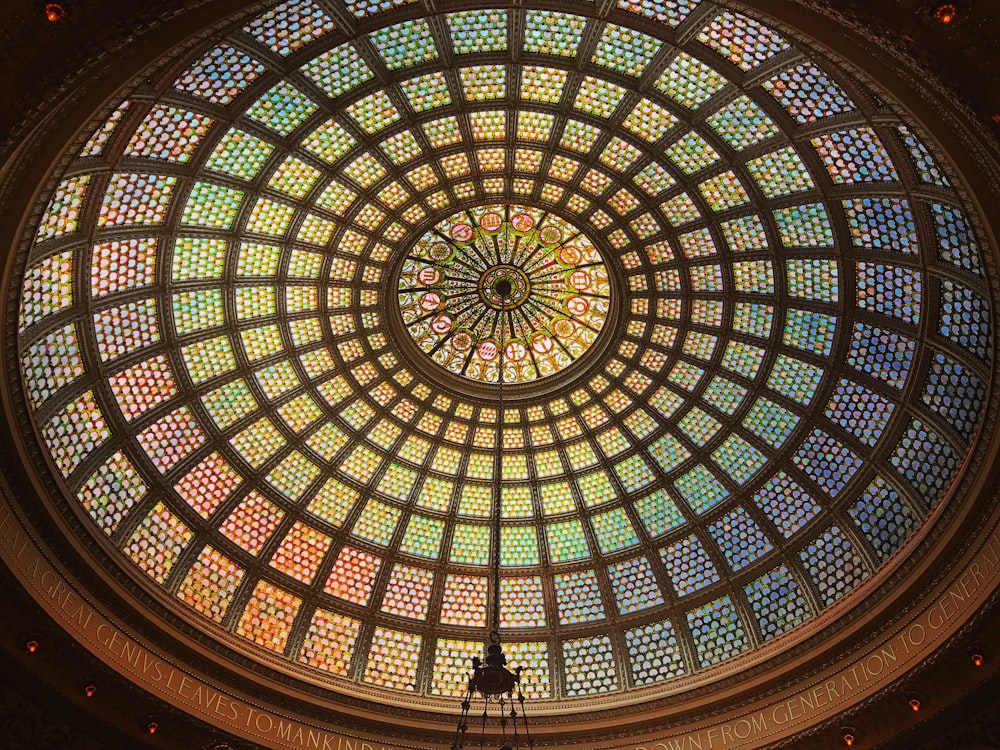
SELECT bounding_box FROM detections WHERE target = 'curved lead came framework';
[5,0,999,747]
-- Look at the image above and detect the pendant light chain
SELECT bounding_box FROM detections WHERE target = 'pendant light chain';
[492,344,504,637]
[453,231,531,750]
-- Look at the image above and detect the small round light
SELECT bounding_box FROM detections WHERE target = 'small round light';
[44,3,67,22]
[933,3,958,24]
[25,639,39,653]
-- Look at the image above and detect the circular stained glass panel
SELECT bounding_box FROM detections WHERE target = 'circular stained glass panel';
[11,0,994,711]
[397,206,611,384]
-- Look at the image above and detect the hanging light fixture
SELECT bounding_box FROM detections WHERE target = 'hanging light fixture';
[453,309,533,750]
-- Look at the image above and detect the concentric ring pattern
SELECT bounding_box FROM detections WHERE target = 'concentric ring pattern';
[398,205,611,384]
[17,0,992,705]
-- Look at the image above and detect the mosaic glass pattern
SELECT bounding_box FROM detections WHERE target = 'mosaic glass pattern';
[398,205,610,383]
[627,619,686,684]
[14,0,992,708]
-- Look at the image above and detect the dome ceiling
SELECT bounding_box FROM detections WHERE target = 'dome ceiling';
[398,206,612,385]
[14,0,993,715]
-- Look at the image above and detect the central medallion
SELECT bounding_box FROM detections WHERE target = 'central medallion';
[397,205,611,384]
[479,265,531,310]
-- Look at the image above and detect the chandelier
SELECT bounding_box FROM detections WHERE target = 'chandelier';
[452,332,533,750]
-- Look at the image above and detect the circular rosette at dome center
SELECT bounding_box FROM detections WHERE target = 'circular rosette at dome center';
[397,205,611,384]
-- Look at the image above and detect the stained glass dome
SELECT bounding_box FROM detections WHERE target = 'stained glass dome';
[398,205,612,384]
[15,0,993,715]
